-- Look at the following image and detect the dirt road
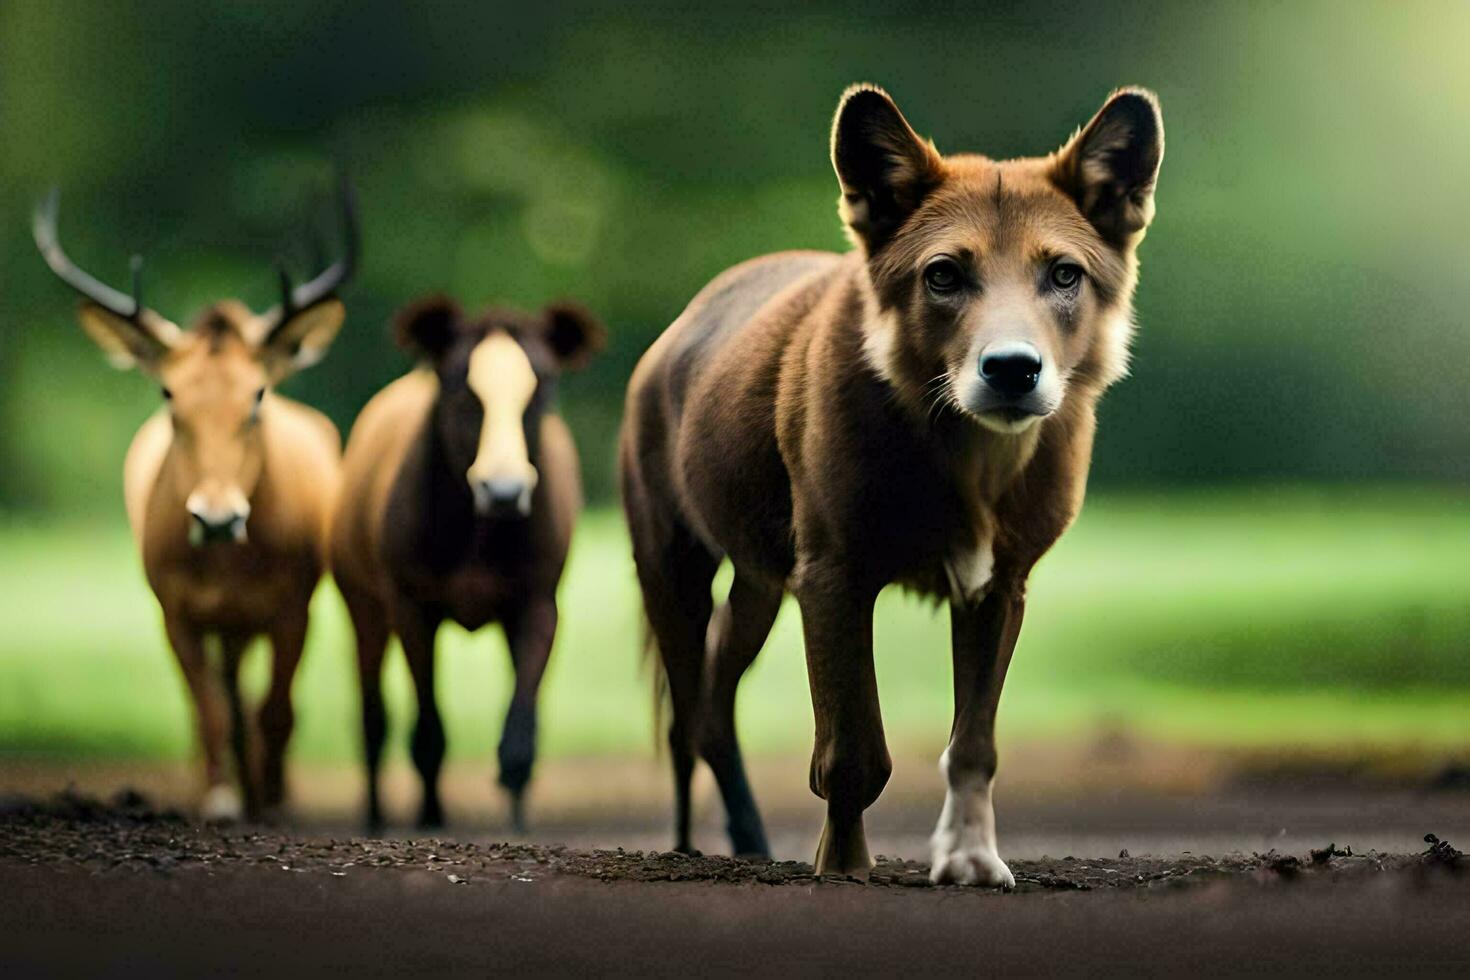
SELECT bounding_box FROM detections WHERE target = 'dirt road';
[3,791,1469,977]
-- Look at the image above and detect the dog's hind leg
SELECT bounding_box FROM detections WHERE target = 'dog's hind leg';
[700,571,780,858]
[630,513,719,855]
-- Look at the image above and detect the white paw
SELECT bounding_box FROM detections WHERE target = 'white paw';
[930,831,1015,888]
[200,784,243,823]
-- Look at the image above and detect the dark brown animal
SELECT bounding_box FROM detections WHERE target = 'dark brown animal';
[331,295,604,829]
[34,183,357,821]
[620,85,1163,883]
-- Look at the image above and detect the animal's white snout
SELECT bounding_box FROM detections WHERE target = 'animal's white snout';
[185,488,251,544]
[466,331,539,519]
[469,468,538,518]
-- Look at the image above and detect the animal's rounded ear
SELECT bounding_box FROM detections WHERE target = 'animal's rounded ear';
[830,84,944,252]
[261,299,345,381]
[393,294,461,361]
[1052,88,1164,246]
[77,303,177,372]
[542,302,605,370]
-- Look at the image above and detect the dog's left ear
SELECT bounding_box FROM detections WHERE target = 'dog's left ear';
[1053,88,1164,246]
[541,302,606,370]
[831,84,944,252]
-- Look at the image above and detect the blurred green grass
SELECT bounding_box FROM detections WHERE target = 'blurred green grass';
[2,487,1468,767]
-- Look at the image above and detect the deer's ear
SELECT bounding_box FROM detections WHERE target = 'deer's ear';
[831,84,944,252]
[261,299,345,380]
[393,294,462,362]
[1053,88,1164,245]
[541,302,605,371]
[78,303,177,371]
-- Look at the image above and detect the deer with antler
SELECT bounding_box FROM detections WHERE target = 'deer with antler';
[33,182,359,821]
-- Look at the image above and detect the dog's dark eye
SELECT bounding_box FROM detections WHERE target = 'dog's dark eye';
[924,259,963,294]
[1049,263,1083,291]
[160,387,173,402]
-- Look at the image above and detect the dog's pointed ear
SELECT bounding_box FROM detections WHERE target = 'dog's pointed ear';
[1053,88,1164,246]
[393,294,461,361]
[831,84,944,252]
[541,302,605,371]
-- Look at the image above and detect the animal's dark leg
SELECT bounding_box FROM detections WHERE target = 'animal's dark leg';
[394,600,446,829]
[792,565,888,878]
[343,585,390,832]
[628,513,719,855]
[218,632,259,820]
[499,596,558,832]
[929,586,1025,888]
[700,571,781,858]
[258,606,308,814]
[164,615,237,822]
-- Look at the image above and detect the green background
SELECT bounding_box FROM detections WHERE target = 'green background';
[0,1,1466,763]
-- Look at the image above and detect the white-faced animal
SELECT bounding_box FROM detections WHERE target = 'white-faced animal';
[331,295,604,831]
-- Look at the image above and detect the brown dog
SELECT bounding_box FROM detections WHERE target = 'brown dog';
[331,296,604,830]
[620,84,1163,883]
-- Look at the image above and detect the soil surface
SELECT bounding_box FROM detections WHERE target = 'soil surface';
[4,790,1470,977]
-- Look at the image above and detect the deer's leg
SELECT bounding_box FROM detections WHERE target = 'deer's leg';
[929,587,1025,888]
[218,631,259,820]
[699,571,781,858]
[258,605,309,814]
[793,568,888,878]
[164,615,238,822]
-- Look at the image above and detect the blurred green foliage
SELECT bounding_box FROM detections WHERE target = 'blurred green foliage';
[3,492,1469,762]
[2,0,1468,515]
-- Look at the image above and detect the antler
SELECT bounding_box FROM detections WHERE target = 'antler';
[266,174,359,341]
[33,189,150,323]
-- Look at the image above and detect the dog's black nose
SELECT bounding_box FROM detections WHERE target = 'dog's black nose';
[980,343,1043,399]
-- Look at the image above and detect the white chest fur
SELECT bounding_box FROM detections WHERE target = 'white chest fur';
[943,532,994,605]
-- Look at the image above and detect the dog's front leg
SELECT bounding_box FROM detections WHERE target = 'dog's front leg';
[930,586,1025,888]
[794,568,890,878]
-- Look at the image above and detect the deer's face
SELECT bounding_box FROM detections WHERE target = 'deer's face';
[156,308,270,541]
[79,299,345,543]
[36,181,357,545]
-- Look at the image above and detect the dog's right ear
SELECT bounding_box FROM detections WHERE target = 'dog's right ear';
[393,294,461,361]
[831,85,944,253]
